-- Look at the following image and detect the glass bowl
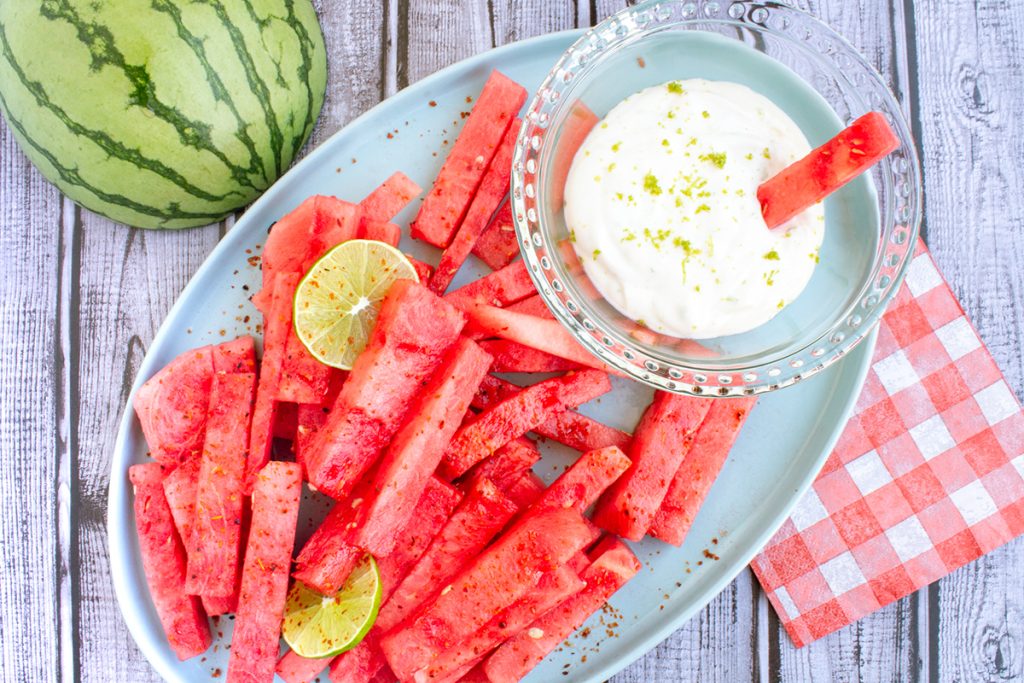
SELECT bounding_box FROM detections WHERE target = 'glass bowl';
[510,0,922,396]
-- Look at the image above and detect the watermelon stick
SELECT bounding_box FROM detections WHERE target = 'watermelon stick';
[186,372,256,597]
[592,392,712,541]
[440,369,613,479]
[353,337,494,557]
[444,259,536,311]
[430,119,523,294]
[128,464,211,661]
[411,71,527,248]
[649,397,758,546]
[278,478,460,683]
[479,339,582,373]
[473,375,632,454]
[412,565,586,683]
[463,302,622,375]
[303,281,466,501]
[379,507,596,680]
[227,462,302,683]
[377,477,520,633]
[463,437,541,489]
[359,171,422,224]
[472,201,520,271]
[758,111,900,230]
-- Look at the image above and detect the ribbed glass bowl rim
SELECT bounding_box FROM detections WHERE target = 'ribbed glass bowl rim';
[510,0,923,397]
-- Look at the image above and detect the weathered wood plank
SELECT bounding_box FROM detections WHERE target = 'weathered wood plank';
[0,111,63,683]
[771,598,922,682]
[488,0,583,42]
[936,545,1024,682]
[400,0,492,85]
[616,570,762,682]
[591,0,623,25]
[73,215,221,683]
[908,1,1024,681]
[909,0,1024,400]
[307,0,388,146]
[484,3,764,681]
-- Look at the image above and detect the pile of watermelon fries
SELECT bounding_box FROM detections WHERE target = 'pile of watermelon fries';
[128,70,757,683]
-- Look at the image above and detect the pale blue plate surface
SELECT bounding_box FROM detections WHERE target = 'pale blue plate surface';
[108,30,875,683]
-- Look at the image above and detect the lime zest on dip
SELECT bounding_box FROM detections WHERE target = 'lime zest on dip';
[563,78,824,339]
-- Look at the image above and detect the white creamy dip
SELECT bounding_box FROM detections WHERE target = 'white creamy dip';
[564,79,824,339]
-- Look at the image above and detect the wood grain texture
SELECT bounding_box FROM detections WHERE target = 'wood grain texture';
[0,106,63,683]
[0,1,1021,682]
[616,572,762,682]
[910,2,1024,681]
[488,0,585,41]
[936,545,1024,682]
[308,0,387,146]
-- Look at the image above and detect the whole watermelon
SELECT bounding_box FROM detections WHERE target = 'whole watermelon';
[0,0,327,229]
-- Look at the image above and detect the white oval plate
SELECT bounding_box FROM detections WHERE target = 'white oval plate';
[108,30,874,683]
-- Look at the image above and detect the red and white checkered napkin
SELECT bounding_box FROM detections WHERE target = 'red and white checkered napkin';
[750,239,1024,647]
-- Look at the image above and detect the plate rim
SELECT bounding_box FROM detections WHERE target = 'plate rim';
[106,27,876,683]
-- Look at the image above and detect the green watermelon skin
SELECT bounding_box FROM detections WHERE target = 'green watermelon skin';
[0,0,327,229]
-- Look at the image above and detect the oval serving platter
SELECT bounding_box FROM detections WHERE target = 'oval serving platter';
[108,29,875,683]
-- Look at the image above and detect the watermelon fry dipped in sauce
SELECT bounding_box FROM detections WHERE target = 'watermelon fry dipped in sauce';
[758,111,900,229]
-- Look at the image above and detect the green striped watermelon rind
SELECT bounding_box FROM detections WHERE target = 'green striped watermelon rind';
[0,0,327,229]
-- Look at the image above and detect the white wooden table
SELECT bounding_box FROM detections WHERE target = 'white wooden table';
[2,1,1022,681]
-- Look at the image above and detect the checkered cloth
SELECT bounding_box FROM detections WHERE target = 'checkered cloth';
[750,239,1024,647]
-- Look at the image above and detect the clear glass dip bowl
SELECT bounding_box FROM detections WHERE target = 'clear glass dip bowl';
[511,0,922,396]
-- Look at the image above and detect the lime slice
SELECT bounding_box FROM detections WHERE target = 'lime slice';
[282,554,382,659]
[293,239,418,369]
